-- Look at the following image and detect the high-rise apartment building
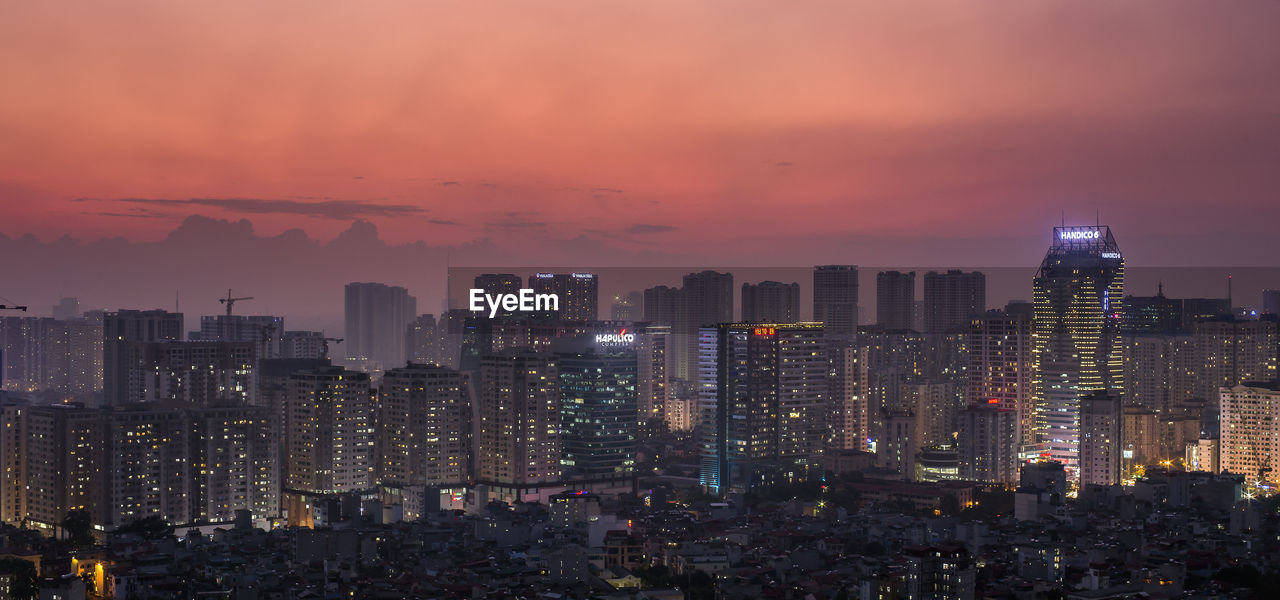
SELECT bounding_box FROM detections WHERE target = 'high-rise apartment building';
[377,364,470,488]
[1193,319,1278,403]
[741,281,800,323]
[923,270,986,334]
[642,285,683,327]
[677,271,734,382]
[877,271,916,331]
[636,325,669,432]
[967,308,1034,447]
[1031,226,1125,476]
[957,400,1019,485]
[285,368,374,496]
[117,341,256,405]
[344,282,417,369]
[0,316,103,398]
[826,343,868,451]
[529,272,599,322]
[10,404,105,533]
[103,310,184,406]
[474,352,561,496]
[1220,383,1280,485]
[814,265,859,339]
[106,402,276,528]
[698,322,826,494]
[1078,392,1122,487]
[194,314,284,361]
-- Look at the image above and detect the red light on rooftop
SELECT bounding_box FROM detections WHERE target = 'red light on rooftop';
[987,398,1000,405]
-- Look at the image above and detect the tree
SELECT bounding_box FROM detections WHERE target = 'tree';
[61,509,94,547]
[0,558,39,600]
[116,515,174,540]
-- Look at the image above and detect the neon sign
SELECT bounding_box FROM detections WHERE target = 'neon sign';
[595,328,635,346]
[1059,230,1100,240]
[753,327,777,336]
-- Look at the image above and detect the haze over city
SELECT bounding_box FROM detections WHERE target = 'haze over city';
[2,3,1280,599]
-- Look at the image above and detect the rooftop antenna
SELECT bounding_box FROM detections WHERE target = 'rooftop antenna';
[1228,274,1233,311]
[1096,209,1100,226]
[1158,281,1164,297]
[1061,210,1065,227]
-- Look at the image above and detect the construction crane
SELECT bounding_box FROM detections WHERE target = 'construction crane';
[0,304,27,312]
[322,337,343,360]
[219,289,254,317]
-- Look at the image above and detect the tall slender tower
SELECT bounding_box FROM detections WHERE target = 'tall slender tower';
[1032,226,1124,477]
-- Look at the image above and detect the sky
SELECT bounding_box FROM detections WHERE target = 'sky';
[2,1,1279,323]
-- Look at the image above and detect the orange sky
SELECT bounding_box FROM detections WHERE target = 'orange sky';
[2,1,1279,264]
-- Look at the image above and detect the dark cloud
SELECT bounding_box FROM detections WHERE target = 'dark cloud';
[440,181,461,186]
[592,187,624,194]
[87,211,172,219]
[484,211,546,231]
[429,219,461,226]
[111,198,426,220]
[626,223,677,234]
[775,161,793,167]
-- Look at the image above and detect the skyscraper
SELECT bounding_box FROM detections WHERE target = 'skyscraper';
[103,309,184,406]
[557,350,637,483]
[1193,319,1278,403]
[1078,392,1122,487]
[1220,382,1280,485]
[741,281,800,323]
[635,325,670,432]
[813,265,859,338]
[194,314,284,361]
[284,367,374,524]
[698,322,826,494]
[876,271,916,331]
[117,341,257,405]
[377,364,470,488]
[1031,226,1124,475]
[677,271,734,381]
[611,291,643,321]
[474,352,561,498]
[825,344,868,451]
[344,282,417,369]
[957,400,1019,485]
[642,285,683,327]
[923,270,986,334]
[968,308,1034,447]
[529,272,599,322]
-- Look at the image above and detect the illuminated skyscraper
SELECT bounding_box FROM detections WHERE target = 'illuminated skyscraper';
[1031,226,1124,476]
[825,344,868,451]
[1220,382,1280,486]
[474,352,561,498]
[635,325,670,432]
[284,368,374,499]
[1078,392,1122,487]
[698,322,826,494]
[377,364,470,488]
[529,272,599,322]
[968,308,1034,447]
[814,265,859,338]
[957,400,1019,485]
[557,350,637,483]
